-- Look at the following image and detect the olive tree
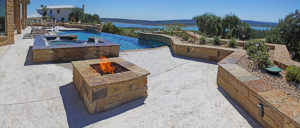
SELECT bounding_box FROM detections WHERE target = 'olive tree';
[193,13,221,37]
[221,14,241,38]
[266,10,300,59]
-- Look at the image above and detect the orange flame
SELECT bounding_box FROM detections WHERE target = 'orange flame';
[99,56,115,74]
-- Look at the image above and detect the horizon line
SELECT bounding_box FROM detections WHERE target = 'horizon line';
[101,17,279,23]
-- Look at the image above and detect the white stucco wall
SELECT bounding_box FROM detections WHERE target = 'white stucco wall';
[37,8,78,22]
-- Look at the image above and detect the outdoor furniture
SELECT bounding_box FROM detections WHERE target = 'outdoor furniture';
[266,66,282,75]
[30,23,50,37]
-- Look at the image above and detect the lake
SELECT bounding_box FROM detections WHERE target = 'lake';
[111,22,271,31]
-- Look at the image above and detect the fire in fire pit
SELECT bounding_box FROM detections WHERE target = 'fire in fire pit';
[90,56,129,75]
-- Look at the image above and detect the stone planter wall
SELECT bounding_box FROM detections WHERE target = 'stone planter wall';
[139,33,239,62]
[217,46,300,128]
[217,63,300,128]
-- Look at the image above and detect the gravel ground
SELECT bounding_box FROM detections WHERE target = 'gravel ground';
[238,55,300,101]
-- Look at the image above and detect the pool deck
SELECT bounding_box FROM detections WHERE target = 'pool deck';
[0,28,261,128]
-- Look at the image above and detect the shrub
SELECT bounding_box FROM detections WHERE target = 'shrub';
[246,40,271,69]
[200,36,206,44]
[182,33,189,41]
[286,66,300,83]
[213,36,221,45]
[229,38,236,47]
[82,14,102,24]
[102,22,120,34]
[244,41,252,50]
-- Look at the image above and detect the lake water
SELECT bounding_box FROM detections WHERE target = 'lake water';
[112,22,271,31]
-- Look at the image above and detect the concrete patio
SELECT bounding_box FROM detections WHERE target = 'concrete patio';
[0,28,261,128]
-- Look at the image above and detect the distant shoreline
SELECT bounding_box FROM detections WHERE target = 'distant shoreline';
[102,18,278,28]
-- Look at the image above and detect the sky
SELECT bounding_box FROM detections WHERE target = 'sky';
[28,0,300,22]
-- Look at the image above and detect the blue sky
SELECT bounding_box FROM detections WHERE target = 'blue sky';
[28,0,300,22]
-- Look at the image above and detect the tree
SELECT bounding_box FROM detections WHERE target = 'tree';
[193,13,221,37]
[266,10,300,59]
[40,5,49,20]
[221,14,241,38]
[82,14,101,24]
[102,22,120,34]
[68,8,84,22]
[239,22,251,40]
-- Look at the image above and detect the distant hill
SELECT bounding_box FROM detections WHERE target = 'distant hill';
[102,18,278,27]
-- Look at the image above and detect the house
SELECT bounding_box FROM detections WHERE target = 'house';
[0,0,29,46]
[37,5,82,22]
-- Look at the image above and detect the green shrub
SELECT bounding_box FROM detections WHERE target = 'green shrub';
[102,22,120,34]
[182,33,189,41]
[213,36,220,45]
[286,66,300,82]
[245,40,271,69]
[200,36,206,44]
[229,38,236,47]
[244,41,252,50]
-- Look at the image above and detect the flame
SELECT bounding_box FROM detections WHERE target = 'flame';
[99,56,115,74]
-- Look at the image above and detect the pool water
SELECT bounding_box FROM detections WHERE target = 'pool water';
[48,40,85,46]
[57,31,167,50]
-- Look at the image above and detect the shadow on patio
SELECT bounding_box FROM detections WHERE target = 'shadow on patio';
[59,83,145,128]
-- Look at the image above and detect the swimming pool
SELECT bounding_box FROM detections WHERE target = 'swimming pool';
[47,40,86,46]
[57,31,167,50]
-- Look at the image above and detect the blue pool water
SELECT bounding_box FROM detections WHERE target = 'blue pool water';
[48,40,85,46]
[57,31,167,50]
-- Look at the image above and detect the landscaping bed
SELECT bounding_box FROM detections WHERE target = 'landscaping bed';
[172,33,245,50]
[238,55,300,101]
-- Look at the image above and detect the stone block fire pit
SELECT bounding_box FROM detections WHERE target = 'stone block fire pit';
[72,57,149,114]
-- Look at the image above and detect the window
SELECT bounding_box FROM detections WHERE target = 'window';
[49,10,53,16]
[57,9,60,14]
[61,18,65,22]
[0,0,6,36]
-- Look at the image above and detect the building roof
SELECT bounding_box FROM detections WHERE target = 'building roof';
[37,5,80,10]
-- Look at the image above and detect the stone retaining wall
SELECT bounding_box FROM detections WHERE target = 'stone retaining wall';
[139,33,239,62]
[217,63,300,128]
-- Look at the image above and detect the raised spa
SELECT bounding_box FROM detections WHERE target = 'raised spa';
[32,35,120,63]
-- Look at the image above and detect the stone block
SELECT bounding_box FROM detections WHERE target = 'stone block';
[120,88,143,103]
[217,73,238,100]
[262,114,278,128]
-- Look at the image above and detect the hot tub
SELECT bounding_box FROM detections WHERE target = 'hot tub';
[32,35,120,63]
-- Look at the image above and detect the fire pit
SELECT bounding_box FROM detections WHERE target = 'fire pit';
[72,57,150,114]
